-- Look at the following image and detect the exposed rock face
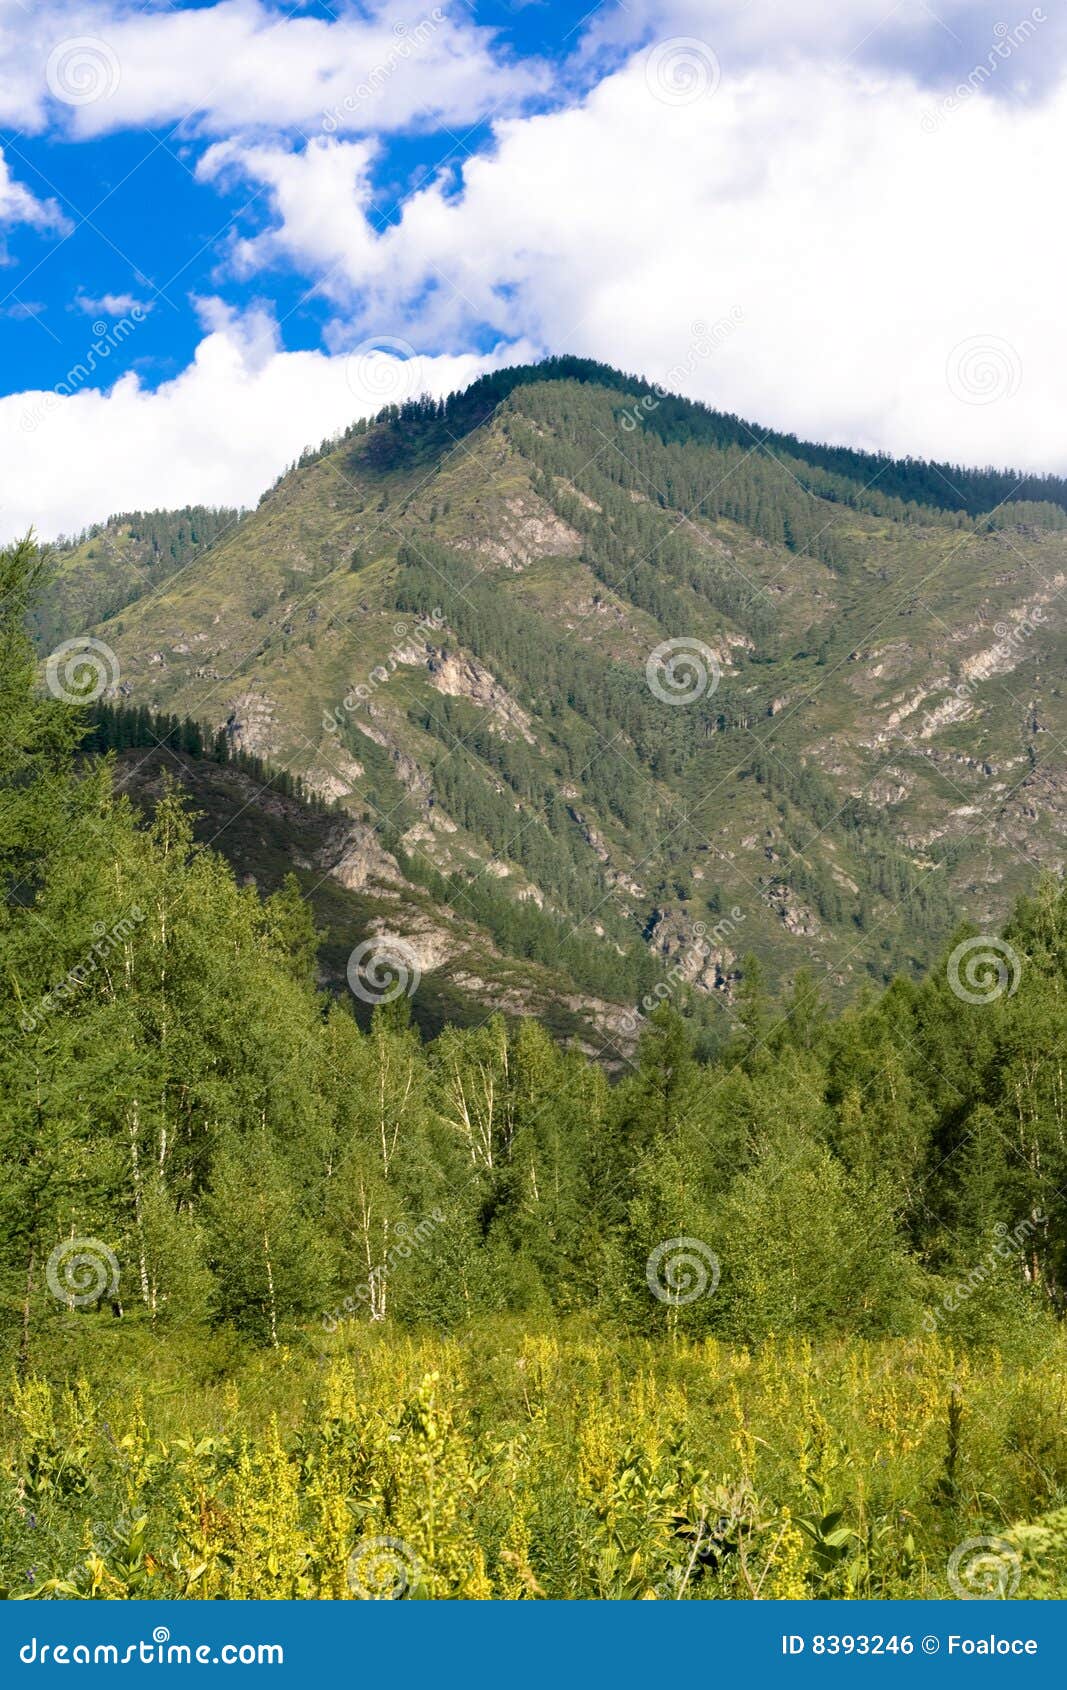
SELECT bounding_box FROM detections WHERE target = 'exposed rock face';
[558,481,601,513]
[72,364,1067,1024]
[359,918,458,974]
[352,715,436,808]
[425,647,536,743]
[569,807,611,864]
[222,690,277,757]
[995,768,1067,865]
[308,754,365,802]
[561,995,642,1061]
[325,822,408,893]
[397,821,460,886]
[568,807,645,899]
[456,494,581,570]
[865,769,912,808]
[917,697,974,739]
[858,641,913,684]
[763,883,820,936]
[645,908,740,997]
[444,973,640,1063]
[830,865,860,894]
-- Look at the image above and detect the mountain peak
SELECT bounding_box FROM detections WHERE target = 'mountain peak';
[43,370,1067,1045]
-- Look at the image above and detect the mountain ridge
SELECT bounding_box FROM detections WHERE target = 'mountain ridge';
[39,358,1067,1041]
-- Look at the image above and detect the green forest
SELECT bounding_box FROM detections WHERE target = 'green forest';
[28,508,245,656]
[60,364,1067,1038]
[297,358,1067,523]
[3,532,1067,1600]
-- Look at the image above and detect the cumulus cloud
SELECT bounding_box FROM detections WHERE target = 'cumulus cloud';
[581,0,1062,98]
[0,147,71,237]
[0,301,527,541]
[7,0,1059,143]
[2,0,1064,533]
[198,48,1067,475]
[2,0,548,138]
[72,289,154,317]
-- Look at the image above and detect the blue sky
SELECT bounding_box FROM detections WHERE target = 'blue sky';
[0,0,1062,538]
[1,0,615,397]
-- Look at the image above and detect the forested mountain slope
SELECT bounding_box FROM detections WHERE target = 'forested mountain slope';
[29,506,245,653]
[41,359,1067,1034]
[7,510,1067,1599]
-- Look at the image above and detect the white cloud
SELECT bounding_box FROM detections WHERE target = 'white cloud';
[7,0,1057,145]
[197,134,383,287]
[0,300,527,541]
[3,0,1065,534]
[199,51,1067,475]
[0,146,71,237]
[73,288,154,317]
[2,0,548,138]
[580,0,1061,91]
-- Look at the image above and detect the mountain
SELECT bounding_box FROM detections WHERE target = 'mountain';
[30,505,245,654]
[95,734,638,1057]
[40,358,1067,1047]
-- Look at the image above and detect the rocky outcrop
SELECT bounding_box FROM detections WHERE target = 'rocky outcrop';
[222,690,278,757]
[568,807,645,898]
[359,917,458,974]
[455,493,581,571]
[308,753,365,802]
[324,821,408,893]
[645,908,740,997]
[351,714,436,808]
[425,647,536,743]
[763,883,820,937]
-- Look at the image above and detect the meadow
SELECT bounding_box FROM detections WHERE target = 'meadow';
[4,1319,1067,1600]
[5,531,1067,1606]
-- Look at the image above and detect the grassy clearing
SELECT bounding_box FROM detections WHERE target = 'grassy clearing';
[5,1319,1067,1599]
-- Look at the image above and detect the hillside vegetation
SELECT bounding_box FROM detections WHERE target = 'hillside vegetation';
[4,526,1067,1598]
[39,360,1067,1038]
[30,507,244,655]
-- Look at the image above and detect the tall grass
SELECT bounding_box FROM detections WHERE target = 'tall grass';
[4,1318,1067,1598]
